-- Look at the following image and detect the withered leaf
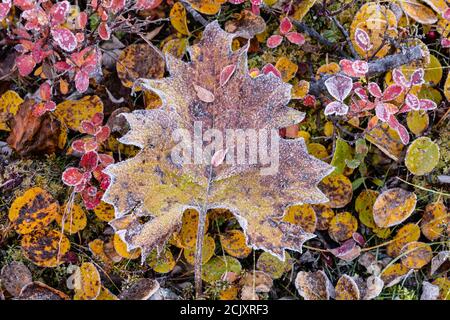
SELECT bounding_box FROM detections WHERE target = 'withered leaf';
[103,22,332,262]
[295,270,335,300]
[17,281,69,300]
[0,262,32,297]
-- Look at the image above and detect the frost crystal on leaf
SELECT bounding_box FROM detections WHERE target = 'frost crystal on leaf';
[103,21,333,262]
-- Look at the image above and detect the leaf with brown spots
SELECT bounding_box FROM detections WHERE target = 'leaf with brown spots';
[311,204,335,231]
[355,189,379,229]
[54,95,104,132]
[55,203,87,234]
[401,241,433,270]
[381,263,412,288]
[18,282,69,300]
[116,44,165,90]
[103,22,332,262]
[386,223,421,257]
[283,204,317,233]
[319,174,353,208]
[219,229,252,258]
[21,229,70,267]
[148,248,177,273]
[335,275,360,300]
[328,212,358,242]
[113,233,141,260]
[421,202,449,241]
[256,252,292,279]
[295,270,335,300]
[93,201,116,222]
[373,188,417,228]
[184,235,215,265]
[224,10,266,39]
[72,262,102,300]
[0,262,32,297]
[8,187,59,235]
[0,90,23,131]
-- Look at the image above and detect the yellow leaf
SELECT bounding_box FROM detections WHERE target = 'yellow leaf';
[21,229,70,267]
[373,188,417,228]
[162,37,188,59]
[365,123,404,161]
[89,239,114,265]
[95,286,119,300]
[295,270,334,300]
[422,0,449,13]
[292,0,317,21]
[186,0,226,15]
[275,57,298,82]
[0,90,23,131]
[291,80,310,99]
[421,202,448,241]
[328,212,358,242]
[54,95,103,132]
[432,277,450,300]
[73,262,102,300]
[381,263,411,287]
[401,0,438,24]
[406,110,429,136]
[386,223,421,257]
[424,55,443,86]
[184,234,215,265]
[307,143,328,160]
[316,62,340,79]
[55,203,87,234]
[93,201,115,222]
[355,189,379,229]
[8,187,59,235]
[400,241,432,269]
[148,248,176,273]
[335,274,360,300]
[319,174,353,208]
[180,209,209,248]
[170,2,190,35]
[444,72,450,101]
[256,252,292,279]
[113,233,141,259]
[283,204,317,233]
[311,204,335,231]
[219,230,252,258]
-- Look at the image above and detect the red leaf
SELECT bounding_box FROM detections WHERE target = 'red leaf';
[354,28,372,52]
[81,189,102,210]
[55,61,72,72]
[339,59,354,76]
[135,0,163,10]
[77,11,88,29]
[39,82,52,101]
[95,126,110,143]
[220,64,236,87]
[228,0,245,3]
[392,68,410,88]
[368,82,382,98]
[51,27,77,52]
[49,0,70,25]
[286,32,305,45]
[13,0,34,11]
[324,101,349,116]
[91,112,104,127]
[72,140,86,153]
[382,84,403,101]
[352,60,368,76]
[280,17,292,35]
[98,22,111,41]
[16,54,36,76]
[75,70,89,93]
[80,151,99,172]
[267,35,283,48]
[419,99,437,110]
[81,120,97,135]
[261,63,281,78]
[444,8,450,21]
[324,74,353,101]
[354,87,368,102]
[62,167,84,186]
[375,103,390,122]
[303,94,316,107]
[0,1,11,20]
[352,232,365,246]
[388,116,409,145]
[99,154,115,166]
[405,93,420,110]
[410,68,424,86]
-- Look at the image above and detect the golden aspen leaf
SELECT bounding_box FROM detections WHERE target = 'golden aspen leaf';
[407,111,429,136]
[355,190,379,229]
[418,86,442,105]
[21,229,70,267]
[283,204,317,233]
[350,3,398,58]
[424,55,443,86]
[401,0,438,24]
[186,0,226,15]
[335,275,360,300]
[311,204,335,231]
[297,130,310,142]
[401,241,432,269]
[54,95,103,132]
[95,286,119,300]
[373,188,417,228]
[55,203,87,234]
[147,248,176,273]
[293,0,317,21]
[291,80,310,99]
[219,230,252,258]
[170,2,190,36]
[180,209,209,248]
[103,22,332,263]
[324,121,334,137]
[8,187,59,235]
[319,174,353,208]
[144,90,163,109]
[432,277,450,300]
[373,226,392,239]
[405,137,440,176]
[381,263,411,288]
[116,44,165,90]
[256,252,292,279]
[295,270,334,300]
[219,285,239,300]
[437,17,450,37]
[104,137,139,158]
[162,37,188,59]
[307,143,328,160]
[18,281,69,300]
[89,239,114,265]
[0,90,23,131]
[445,73,450,101]
[184,234,215,265]
[316,62,340,79]
[328,212,358,242]
[201,256,242,283]
[275,57,298,82]
[386,223,421,257]
[113,233,141,259]
[365,123,404,161]
[93,201,115,222]
[421,202,448,241]
[73,262,102,300]
[103,237,123,263]
[58,128,67,149]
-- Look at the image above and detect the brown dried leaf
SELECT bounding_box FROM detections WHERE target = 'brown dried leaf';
[295,270,335,300]
[119,278,159,300]
[421,202,448,241]
[224,10,266,39]
[0,262,32,297]
[103,22,332,262]
[18,281,69,300]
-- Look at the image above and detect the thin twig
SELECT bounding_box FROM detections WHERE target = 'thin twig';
[331,16,360,59]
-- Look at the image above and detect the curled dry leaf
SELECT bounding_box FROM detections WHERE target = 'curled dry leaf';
[421,281,440,300]
[119,278,160,300]
[401,241,433,270]
[0,262,32,297]
[400,0,438,25]
[8,187,59,234]
[103,21,332,262]
[295,270,335,300]
[430,251,449,276]
[224,10,266,39]
[116,44,165,90]
[7,100,63,156]
[362,275,384,300]
[373,188,417,228]
[18,282,69,300]
[335,275,360,300]
[21,229,70,267]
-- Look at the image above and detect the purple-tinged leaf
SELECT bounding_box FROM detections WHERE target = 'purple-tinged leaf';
[220,64,236,87]
[405,93,420,110]
[267,35,283,48]
[354,28,372,52]
[368,82,382,98]
[16,54,35,76]
[392,68,410,88]
[410,68,424,86]
[324,101,349,116]
[62,167,84,186]
[261,63,281,78]
[329,239,361,262]
[382,84,403,101]
[324,74,353,101]
[49,0,70,25]
[419,99,437,110]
